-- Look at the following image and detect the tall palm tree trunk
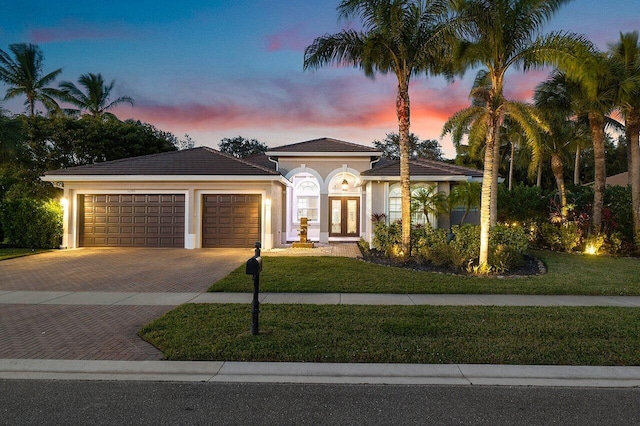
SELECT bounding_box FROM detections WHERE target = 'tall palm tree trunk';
[479,113,500,268]
[589,111,606,234]
[537,161,543,187]
[627,112,640,246]
[551,153,567,220]
[508,141,515,191]
[574,145,581,185]
[397,79,412,258]
[490,123,501,226]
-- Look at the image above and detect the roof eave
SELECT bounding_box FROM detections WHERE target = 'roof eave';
[360,175,475,182]
[41,174,290,185]
[266,151,382,157]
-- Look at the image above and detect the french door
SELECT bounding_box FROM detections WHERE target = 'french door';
[329,197,359,237]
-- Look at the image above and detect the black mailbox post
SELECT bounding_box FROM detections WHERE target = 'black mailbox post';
[246,242,262,335]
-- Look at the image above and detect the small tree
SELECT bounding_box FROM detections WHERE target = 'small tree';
[218,136,267,158]
[449,181,482,225]
[411,186,448,227]
[373,132,444,160]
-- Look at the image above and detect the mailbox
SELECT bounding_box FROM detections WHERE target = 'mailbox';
[246,256,262,276]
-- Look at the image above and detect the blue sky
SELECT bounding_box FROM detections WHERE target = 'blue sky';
[1,1,639,157]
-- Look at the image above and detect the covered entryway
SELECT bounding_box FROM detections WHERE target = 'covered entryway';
[79,194,185,247]
[202,194,261,248]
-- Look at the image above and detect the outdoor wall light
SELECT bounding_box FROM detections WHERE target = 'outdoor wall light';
[341,179,349,191]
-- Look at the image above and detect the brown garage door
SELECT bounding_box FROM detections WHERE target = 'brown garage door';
[202,194,261,248]
[80,194,185,247]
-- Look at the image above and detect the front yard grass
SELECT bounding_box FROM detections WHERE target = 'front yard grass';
[139,304,640,365]
[209,250,640,295]
[0,248,50,261]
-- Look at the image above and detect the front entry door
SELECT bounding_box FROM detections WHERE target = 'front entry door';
[329,197,359,237]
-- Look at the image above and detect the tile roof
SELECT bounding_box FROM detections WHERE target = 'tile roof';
[267,137,381,154]
[244,154,277,170]
[361,157,483,178]
[44,147,281,176]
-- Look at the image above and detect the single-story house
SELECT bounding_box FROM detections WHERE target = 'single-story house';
[42,137,482,250]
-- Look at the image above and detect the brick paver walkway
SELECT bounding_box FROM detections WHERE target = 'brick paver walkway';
[0,305,171,360]
[0,244,359,361]
[262,243,361,258]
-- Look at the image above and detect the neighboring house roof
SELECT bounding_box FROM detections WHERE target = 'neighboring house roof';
[267,137,381,156]
[361,157,483,180]
[43,147,281,177]
[606,171,629,187]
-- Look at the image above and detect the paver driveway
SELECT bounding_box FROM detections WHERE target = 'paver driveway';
[0,248,247,360]
[0,247,248,292]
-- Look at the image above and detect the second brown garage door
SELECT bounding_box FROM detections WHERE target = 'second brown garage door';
[202,194,261,248]
[80,194,185,247]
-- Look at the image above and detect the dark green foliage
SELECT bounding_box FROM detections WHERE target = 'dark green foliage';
[218,136,268,158]
[604,185,633,240]
[23,115,178,170]
[372,132,444,160]
[0,198,62,248]
[373,221,528,273]
[498,183,550,222]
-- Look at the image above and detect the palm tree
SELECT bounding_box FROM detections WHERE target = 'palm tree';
[449,180,482,225]
[0,43,62,116]
[304,0,454,257]
[411,185,448,227]
[556,53,616,234]
[447,0,586,269]
[609,31,640,246]
[59,73,133,119]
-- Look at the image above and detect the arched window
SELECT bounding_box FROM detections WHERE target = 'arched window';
[388,185,401,223]
[293,175,319,222]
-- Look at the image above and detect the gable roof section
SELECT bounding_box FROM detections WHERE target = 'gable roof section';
[43,147,281,177]
[361,158,483,180]
[267,137,381,155]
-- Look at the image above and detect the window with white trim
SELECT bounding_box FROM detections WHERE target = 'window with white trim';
[388,184,433,226]
[388,186,401,223]
[293,176,319,222]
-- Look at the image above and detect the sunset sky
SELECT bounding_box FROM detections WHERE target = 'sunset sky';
[1,1,640,158]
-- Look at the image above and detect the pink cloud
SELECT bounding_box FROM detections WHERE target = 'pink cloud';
[29,20,130,43]
[113,73,478,146]
[265,26,315,52]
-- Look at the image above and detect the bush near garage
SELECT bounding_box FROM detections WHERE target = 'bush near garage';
[0,197,62,249]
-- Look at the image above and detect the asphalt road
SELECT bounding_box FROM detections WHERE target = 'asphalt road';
[1,380,639,425]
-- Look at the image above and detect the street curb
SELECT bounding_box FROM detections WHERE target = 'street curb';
[1,359,639,387]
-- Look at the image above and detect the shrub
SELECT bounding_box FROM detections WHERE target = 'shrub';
[371,221,528,273]
[0,198,62,249]
[539,222,582,252]
[498,183,550,222]
[372,220,402,257]
[488,225,529,272]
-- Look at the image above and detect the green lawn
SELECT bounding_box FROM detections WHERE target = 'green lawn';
[209,250,640,295]
[0,248,50,261]
[139,304,640,365]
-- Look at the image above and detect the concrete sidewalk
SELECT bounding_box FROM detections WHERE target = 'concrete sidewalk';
[2,290,640,307]
[1,359,640,387]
